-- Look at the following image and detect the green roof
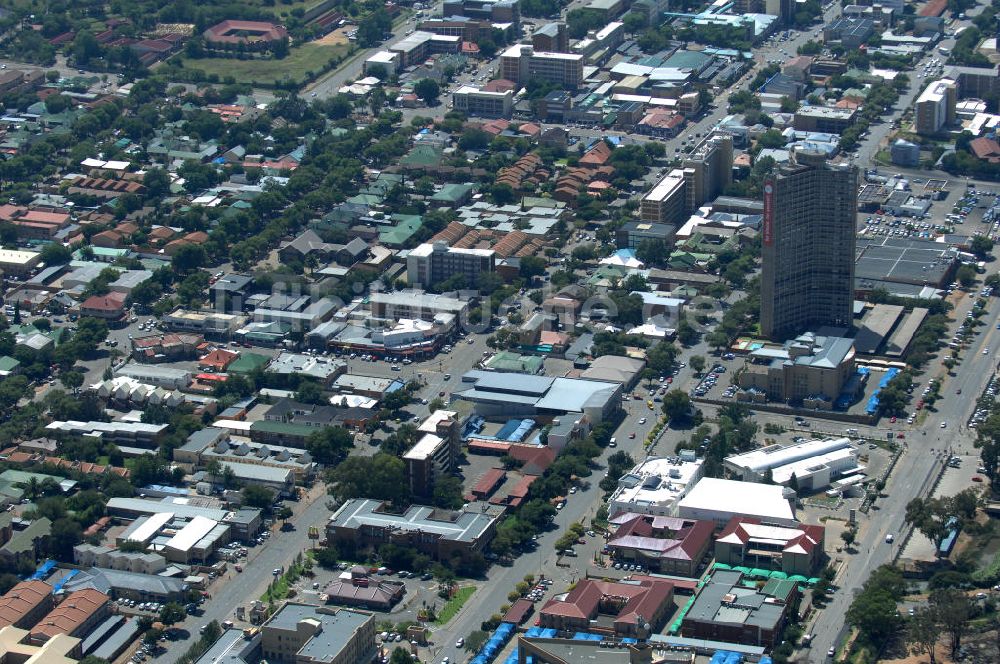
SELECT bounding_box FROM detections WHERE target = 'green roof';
[761,577,798,598]
[346,193,383,206]
[380,215,424,247]
[0,356,20,372]
[430,183,474,204]
[400,144,443,168]
[0,516,50,556]
[249,420,316,437]
[484,351,544,374]
[226,352,272,374]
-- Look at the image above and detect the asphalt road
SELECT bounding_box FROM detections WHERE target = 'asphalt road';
[156,485,333,664]
[806,293,1000,660]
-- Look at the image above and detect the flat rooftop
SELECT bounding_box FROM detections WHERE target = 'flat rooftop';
[329,498,496,543]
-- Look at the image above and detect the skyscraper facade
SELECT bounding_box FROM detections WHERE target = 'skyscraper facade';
[760,151,858,340]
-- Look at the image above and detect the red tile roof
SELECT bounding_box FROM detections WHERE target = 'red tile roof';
[81,292,126,313]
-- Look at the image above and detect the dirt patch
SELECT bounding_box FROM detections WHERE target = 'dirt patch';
[314,27,352,46]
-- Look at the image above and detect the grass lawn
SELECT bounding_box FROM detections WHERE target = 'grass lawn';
[435,586,476,625]
[179,43,351,86]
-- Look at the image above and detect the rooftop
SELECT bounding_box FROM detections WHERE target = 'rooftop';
[329,498,497,544]
[265,603,373,664]
[678,478,796,525]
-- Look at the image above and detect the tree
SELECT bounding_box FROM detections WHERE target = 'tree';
[677,316,698,346]
[847,585,901,646]
[519,255,547,279]
[305,427,353,465]
[413,78,440,104]
[689,355,706,374]
[59,371,84,392]
[242,485,275,509]
[276,506,293,523]
[143,168,171,198]
[389,648,414,664]
[956,264,976,287]
[706,330,730,353]
[907,607,941,664]
[465,630,489,652]
[662,390,692,422]
[971,235,994,258]
[171,244,207,274]
[294,380,325,405]
[158,603,186,626]
[432,476,465,510]
[39,242,72,265]
[930,587,971,657]
[905,496,954,554]
[48,518,83,560]
[328,454,409,506]
[840,526,857,550]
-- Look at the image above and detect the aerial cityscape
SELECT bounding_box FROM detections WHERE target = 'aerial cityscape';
[0,0,997,663]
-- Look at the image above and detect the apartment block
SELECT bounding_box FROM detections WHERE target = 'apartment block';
[760,151,857,339]
[402,433,453,498]
[914,78,956,135]
[406,241,495,289]
[682,133,734,213]
[640,169,686,224]
[500,45,584,88]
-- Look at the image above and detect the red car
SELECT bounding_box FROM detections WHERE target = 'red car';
[897,433,905,439]
[973,476,984,483]
[667,377,673,383]
[890,416,896,423]
[629,432,636,439]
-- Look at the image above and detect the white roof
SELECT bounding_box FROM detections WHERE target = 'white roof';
[643,169,685,203]
[367,51,398,63]
[916,78,955,105]
[418,410,457,434]
[402,433,446,461]
[164,515,218,552]
[771,447,858,485]
[678,478,795,523]
[725,437,853,474]
[126,511,173,543]
[211,419,254,433]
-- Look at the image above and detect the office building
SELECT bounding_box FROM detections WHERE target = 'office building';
[261,603,376,664]
[405,241,495,289]
[532,22,568,52]
[681,569,796,647]
[682,133,734,213]
[616,221,675,250]
[760,151,858,339]
[327,499,499,559]
[389,31,461,68]
[737,333,857,408]
[640,169,686,224]
[676,478,797,527]
[453,370,623,424]
[914,78,956,135]
[452,86,514,118]
[715,517,825,576]
[608,455,704,518]
[418,17,494,42]
[500,45,584,88]
[724,437,859,490]
[792,106,857,132]
[606,514,714,576]
[443,0,520,23]
[539,577,674,637]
